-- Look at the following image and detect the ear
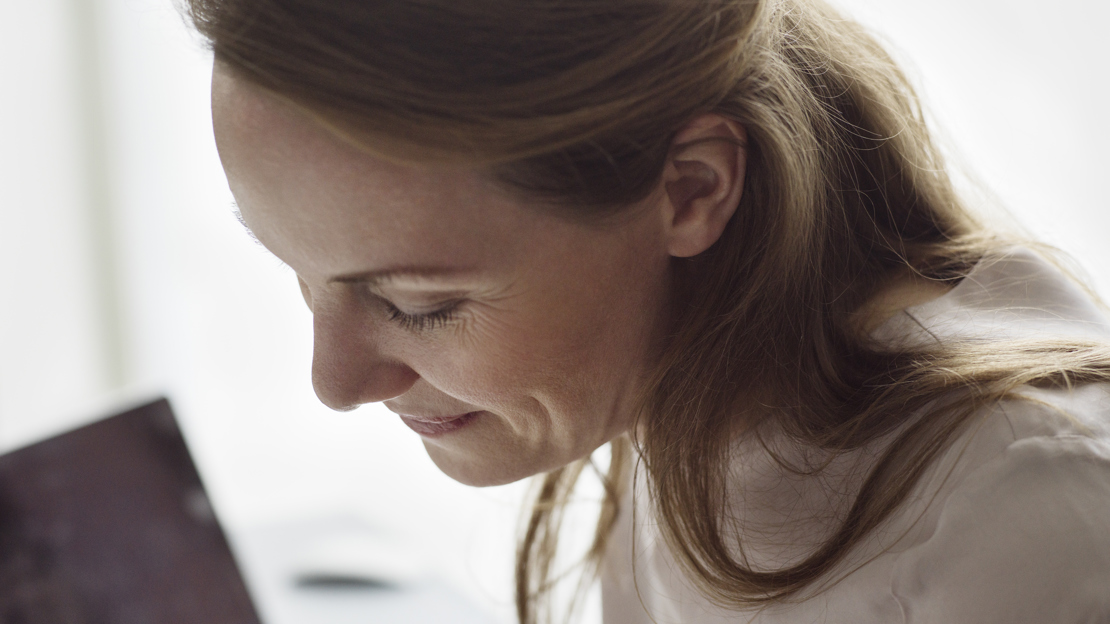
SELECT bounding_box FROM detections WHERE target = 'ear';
[661,115,747,258]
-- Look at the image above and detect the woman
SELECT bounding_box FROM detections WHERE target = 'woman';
[189,0,1110,621]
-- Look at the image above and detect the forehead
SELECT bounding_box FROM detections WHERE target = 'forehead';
[211,66,534,279]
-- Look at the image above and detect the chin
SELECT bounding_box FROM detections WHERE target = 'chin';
[423,441,541,488]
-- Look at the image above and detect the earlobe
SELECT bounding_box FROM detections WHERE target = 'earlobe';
[662,116,747,258]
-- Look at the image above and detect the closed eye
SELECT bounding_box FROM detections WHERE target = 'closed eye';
[231,202,264,247]
[381,299,463,332]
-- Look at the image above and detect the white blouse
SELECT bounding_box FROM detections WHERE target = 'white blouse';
[601,248,1110,623]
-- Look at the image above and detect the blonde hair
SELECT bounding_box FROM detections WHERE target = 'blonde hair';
[186,0,1110,621]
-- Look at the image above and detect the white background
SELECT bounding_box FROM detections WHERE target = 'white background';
[1,1,1107,622]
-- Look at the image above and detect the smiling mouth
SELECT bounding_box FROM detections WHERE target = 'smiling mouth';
[398,412,480,437]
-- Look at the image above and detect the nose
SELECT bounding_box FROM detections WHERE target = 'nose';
[310,296,420,411]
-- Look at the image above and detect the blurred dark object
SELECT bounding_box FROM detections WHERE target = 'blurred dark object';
[0,398,261,624]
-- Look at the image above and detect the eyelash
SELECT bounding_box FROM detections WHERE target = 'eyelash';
[381,299,461,332]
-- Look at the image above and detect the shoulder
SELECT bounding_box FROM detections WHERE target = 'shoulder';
[890,386,1110,623]
[873,246,1110,349]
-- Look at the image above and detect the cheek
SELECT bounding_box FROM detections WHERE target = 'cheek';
[392,216,670,429]
[415,269,663,419]
[425,303,581,411]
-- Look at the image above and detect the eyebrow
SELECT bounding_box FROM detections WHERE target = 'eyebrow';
[230,202,468,287]
[328,267,473,286]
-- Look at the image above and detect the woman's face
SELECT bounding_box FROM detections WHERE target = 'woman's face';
[211,67,675,486]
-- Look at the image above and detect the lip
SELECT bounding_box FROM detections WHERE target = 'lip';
[397,411,480,437]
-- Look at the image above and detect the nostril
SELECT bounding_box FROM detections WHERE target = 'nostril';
[311,355,420,410]
[297,275,314,312]
[310,307,420,408]
[311,382,356,412]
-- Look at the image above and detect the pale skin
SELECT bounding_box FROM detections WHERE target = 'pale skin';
[211,64,948,488]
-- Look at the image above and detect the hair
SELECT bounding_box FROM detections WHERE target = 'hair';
[185,0,1110,622]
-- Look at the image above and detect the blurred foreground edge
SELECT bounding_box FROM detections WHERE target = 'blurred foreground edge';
[0,397,262,624]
